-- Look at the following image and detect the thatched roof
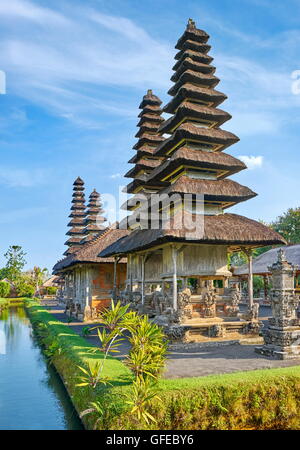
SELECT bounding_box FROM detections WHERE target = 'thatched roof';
[128,149,162,164]
[164,83,227,113]
[154,122,239,156]
[53,226,129,273]
[99,212,286,256]
[135,122,161,137]
[124,159,160,178]
[133,133,164,150]
[234,244,300,276]
[169,70,220,96]
[137,114,164,127]
[156,176,257,206]
[159,101,231,134]
[174,49,213,66]
[123,178,167,196]
[139,90,162,109]
[178,39,211,54]
[172,58,216,82]
[146,147,246,182]
[176,23,209,49]
[138,104,162,116]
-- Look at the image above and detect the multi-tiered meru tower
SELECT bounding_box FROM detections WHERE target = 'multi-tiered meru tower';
[123,90,166,230]
[64,177,86,255]
[81,189,107,244]
[101,20,286,338]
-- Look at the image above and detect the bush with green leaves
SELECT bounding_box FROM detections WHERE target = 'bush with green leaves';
[46,286,58,296]
[15,280,35,298]
[0,281,10,298]
[78,301,168,427]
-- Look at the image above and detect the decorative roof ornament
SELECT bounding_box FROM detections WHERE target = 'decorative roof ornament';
[187,18,196,30]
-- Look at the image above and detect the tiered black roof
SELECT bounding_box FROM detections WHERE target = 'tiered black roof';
[64,177,86,255]
[80,190,107,244]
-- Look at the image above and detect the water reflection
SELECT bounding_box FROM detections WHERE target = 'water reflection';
[0,307,83,430]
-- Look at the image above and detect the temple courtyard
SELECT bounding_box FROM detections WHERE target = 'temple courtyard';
[45,302,300,379]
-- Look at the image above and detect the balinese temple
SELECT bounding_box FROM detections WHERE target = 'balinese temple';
[53,178,128,320]
[122,90,166,230]
[64,177,86,256]
[100,19,286,339]
[81,190,106,244]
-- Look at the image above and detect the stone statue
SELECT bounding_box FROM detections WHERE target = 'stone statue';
[203,289,216,318]
[256,249,300,359]
[177,288,193,321]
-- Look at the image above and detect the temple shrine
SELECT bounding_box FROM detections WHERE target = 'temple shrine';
[100,19,286,341]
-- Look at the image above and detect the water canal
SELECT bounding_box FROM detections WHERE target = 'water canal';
[0,305,83,430]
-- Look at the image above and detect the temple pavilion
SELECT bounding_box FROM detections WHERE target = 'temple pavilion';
[53,177,128,320]
[100,19,286,337]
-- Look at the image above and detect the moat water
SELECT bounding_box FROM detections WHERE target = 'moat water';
[0,306,83,430]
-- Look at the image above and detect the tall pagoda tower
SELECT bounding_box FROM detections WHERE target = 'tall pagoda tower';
[123,90,166,229]
[81,189,107,243]
[100,20,286,316]
[64,177,86,256]
[148,18,255,217]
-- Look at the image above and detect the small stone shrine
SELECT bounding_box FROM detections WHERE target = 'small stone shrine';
[256,249,300,359]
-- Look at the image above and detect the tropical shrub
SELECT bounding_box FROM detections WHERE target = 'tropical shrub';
[79,301,168,427]
[16,280,35,298]
[47,286,58,295]
[0,280,10,298]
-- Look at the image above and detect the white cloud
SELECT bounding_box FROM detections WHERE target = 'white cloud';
[238,156,263,169]
[0,3,172,126]
[0,0,68,25]
[110,173,122,179]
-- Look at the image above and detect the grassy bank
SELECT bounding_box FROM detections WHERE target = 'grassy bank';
[25,300,300,430]
[25,300,133,430]
[0,297,26,309]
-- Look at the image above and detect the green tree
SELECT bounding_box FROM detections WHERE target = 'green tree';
[15,278,35,298]
[4,246,27,282]
[0,281,10,298]
[32,266,48,297]
[271,207,300,244]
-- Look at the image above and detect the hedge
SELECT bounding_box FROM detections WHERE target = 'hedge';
[25,300,300,430]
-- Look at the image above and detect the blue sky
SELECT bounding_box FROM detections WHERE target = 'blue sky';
[0,0,299,270]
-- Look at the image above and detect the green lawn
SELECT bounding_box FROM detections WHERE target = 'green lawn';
[24,299,300,430]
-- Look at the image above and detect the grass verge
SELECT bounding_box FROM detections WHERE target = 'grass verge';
[25,299,300,430]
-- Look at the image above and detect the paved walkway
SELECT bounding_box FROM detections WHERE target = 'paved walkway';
[43,302,300,379]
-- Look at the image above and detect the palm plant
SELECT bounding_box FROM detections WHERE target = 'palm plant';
[125,377,161,425]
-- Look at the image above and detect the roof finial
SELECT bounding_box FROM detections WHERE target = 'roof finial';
[147,89,153,96]
[187,18,196,30]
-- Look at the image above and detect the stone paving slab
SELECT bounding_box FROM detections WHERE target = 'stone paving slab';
[43,302,300,379]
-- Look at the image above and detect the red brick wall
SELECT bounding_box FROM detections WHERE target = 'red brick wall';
[91,263,126,310]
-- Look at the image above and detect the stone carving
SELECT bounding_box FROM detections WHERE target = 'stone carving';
[243,321,262,335]
[84,304,92,321]
[208,324,225,338]
[203,289,216,317]
[256,249,300,359]
[164,325,190,342]
[243,303,259,321]
[74,302,81,319]
[177,288,193,321]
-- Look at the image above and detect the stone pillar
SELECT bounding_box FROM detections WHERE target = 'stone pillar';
[113,257,118,301]
[141,255,146,306]
[84,268,91,321]
[256,249,300,359]
[171,246,178,311]
[243,248,254,308]
[263,275,268,303]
